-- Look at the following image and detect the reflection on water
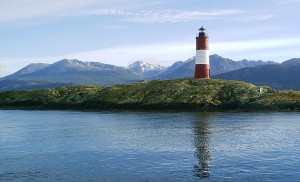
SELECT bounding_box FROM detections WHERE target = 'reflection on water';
[193,113,212,178]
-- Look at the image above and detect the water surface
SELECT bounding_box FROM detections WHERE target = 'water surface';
[0,110,300,181]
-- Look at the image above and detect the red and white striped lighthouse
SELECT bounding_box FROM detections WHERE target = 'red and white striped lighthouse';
[195,26,210,78]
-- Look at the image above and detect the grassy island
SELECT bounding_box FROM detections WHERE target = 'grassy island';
[0,79,300,111]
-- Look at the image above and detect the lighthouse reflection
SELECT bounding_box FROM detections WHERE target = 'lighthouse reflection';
[193,113,212,178]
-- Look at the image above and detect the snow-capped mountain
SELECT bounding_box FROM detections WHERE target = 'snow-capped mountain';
[128,61,167,80]
[47,59,125,72]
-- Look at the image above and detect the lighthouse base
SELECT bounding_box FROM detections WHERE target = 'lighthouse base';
[195,64,210,78]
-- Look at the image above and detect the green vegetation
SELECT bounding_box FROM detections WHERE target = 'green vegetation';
[0,78,299,111]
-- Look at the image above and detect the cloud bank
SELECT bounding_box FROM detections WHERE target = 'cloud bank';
[60,8,243,23]
[0,0,103,22]
[3,36,299,76]
[0,63,8,77]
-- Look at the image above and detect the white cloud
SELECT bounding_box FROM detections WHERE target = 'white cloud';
[89,23,129,30]
[125,9,243,23]
[212,37,300,52]
[276,0,300,4]
[0,63,8,77]
[2,36,300,75]
[0,41,195,74]
[59,8,243,23]
[0,0,171,23]
[0,0,103,22]
[1,1,260,24]
[59,9,132,17]
[211,37,300,61]
[64,42,195,66]
[101,24,129,30]
[232,14,274,22]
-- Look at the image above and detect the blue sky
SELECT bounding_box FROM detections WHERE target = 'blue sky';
[0,0,300,76]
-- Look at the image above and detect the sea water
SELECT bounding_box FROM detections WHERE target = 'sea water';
[0,110,300,181]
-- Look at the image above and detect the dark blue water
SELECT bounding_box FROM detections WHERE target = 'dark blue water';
[0,110,300,181]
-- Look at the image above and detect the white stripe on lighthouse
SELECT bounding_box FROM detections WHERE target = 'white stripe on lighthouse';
[195,50,209,64]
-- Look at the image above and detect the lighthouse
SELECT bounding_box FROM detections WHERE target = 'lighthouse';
[195,26,210,78]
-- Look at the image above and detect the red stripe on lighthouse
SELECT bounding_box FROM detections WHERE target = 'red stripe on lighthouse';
[195,27,210,79]
[195,64,210,78]
[196,36,209,50]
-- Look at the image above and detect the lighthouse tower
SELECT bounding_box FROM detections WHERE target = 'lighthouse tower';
[195,26,210,78]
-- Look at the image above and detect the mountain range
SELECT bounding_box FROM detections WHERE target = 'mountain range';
[1,55,299,91]
[3,59,140,87]
[157,55,275,79]
[214,58,300,90]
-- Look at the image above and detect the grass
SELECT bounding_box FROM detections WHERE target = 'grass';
[0,78,299,111]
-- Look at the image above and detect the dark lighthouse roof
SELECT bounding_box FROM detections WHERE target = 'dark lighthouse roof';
[198,26,207,36]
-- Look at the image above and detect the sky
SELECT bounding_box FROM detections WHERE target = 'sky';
[1,0,300,77]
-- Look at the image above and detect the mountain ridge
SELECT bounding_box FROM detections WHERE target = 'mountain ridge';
[213,63,300,90]
[157,54,275,80]
[281,58,300,65]
[9,63,50,77]
[2,59,140,88]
